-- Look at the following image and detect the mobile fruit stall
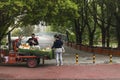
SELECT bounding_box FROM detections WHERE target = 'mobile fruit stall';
[0,43,53,68]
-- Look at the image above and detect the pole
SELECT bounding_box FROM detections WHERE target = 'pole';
[109,54,112,64]
[93,53,95,64]
[76,53,79,64]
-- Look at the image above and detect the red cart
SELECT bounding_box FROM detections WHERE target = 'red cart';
[0,48,53,68]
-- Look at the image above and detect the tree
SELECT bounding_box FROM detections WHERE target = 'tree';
[113,0,120,48]
[21,25,35,36]
[87,0,97,46]
[1,0,120,49]
[0,0,28,44]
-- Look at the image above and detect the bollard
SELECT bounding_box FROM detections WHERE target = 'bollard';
[76,53,79,64]
[93,53,95,64]
[109,54,112,64]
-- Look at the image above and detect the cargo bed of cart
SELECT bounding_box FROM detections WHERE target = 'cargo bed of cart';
[0,48,53,68]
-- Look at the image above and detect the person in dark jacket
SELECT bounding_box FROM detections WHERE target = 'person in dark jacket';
[52,35,64,66]
[27,33,39,46]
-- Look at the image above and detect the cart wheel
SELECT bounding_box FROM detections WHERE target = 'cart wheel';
[27,59,37,68]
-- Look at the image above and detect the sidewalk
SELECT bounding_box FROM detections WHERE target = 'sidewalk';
[45,46,120,65]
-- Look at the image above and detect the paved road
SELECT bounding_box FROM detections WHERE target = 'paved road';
[59,46,120,65]
[0,46,120,80]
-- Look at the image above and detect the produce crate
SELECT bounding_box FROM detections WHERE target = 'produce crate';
[18,49,53,59]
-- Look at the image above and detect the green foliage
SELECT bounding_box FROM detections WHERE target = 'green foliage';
[21,25,35,36]
[12,28,21,36]
[0,0,27,42]
[0,0,120,48]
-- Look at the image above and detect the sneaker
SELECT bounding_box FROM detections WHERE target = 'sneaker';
[60,63,63,66]
[56,64,59,66]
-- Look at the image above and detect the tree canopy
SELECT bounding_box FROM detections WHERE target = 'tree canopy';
[1,0,120,48]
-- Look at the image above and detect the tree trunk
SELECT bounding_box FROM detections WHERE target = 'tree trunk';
[114,12,120,48]
[116,22,120,48]
[8,31,12,50]
[101,28,106,47]
[106,27,110,47]
[66,30,69,42]
[100,1,106,47]
[89,33,94,46]
[106,18,111,47]
[74,19,81,44]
